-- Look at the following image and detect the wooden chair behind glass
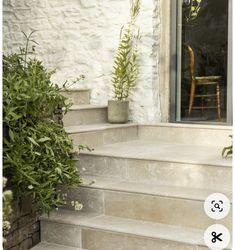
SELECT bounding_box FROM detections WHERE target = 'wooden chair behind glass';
[184,44,221,120]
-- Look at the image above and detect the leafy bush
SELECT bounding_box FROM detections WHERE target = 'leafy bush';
[111,0,141,101]
[3,33,82,213]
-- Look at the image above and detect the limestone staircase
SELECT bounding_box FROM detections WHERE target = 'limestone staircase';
[32,89,232,250]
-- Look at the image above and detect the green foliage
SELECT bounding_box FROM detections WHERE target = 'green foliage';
[3,32,82,214]
[62,75,86,89]
[3,177,13,241]
[111,0,141,101]
[3,52,70,126]
[222,135,233,158]
[184,0,203,22]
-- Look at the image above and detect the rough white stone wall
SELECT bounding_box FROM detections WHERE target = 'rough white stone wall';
[3,0,161,123]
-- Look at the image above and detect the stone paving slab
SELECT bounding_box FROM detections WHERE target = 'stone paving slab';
[82,139,232,167]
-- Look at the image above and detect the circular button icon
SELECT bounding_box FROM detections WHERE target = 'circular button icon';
[204,224,230,250]
[204,193,230,220]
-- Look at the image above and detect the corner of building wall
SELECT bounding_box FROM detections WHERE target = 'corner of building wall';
[159,0,171,123]
[151,0,162,123]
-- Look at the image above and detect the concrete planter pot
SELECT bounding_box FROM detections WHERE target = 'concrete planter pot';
[108,100,129,124]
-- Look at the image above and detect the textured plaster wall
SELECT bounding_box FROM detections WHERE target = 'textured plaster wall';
[3,0,162,123]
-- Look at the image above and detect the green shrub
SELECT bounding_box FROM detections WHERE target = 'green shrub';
[3,32,82,214]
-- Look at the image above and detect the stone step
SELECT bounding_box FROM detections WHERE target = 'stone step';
[31,242,85,250]
[40,210,232,250]
[65,123,138,147]
[63,105,107,127]
[63,176,232,230]
[60,89,90,105]
[40,211,99,248]
[79,140,232,192]
[138,123,232,147]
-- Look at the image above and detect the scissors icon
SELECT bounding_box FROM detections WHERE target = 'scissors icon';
[211,200,223,213]
[211,231,223,243]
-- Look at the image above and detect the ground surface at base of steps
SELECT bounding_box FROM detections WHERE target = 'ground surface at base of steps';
[40,210,232,249]
[40,210,212,246]
[31,242,85,250]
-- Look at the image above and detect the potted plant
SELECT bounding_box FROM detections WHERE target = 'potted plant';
[108,0,141,123]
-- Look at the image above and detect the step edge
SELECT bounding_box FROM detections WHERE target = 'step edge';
[40,211,101,226]
[79,224,205,247]
[68,105,107,111]
[79,152,232,168]
[79,181,232,203]
[139,123,232,131]
[65,123,138,134]
[31,242,86,250]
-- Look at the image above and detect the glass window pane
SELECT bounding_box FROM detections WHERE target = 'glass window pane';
[179,0,228,123]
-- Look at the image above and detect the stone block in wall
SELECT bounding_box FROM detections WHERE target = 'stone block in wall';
[8,221,17,234]
[20,196,33,216]
[4,222,40,250]
[4,195,40,250]
[11,200,21,222]
[4,230,19,249]
[19,224,30,241]
[18,215,37,229]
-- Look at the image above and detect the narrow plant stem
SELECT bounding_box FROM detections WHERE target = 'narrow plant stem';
[24,37,29,68]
